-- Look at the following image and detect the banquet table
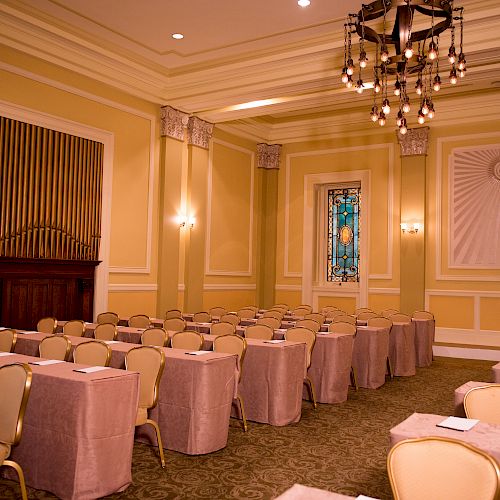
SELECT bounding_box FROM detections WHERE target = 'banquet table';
[493,362,500,382]
[0,352,139,500]
[389,321,416,377]
[351,325,390,389]
[413,317,435,367]
[389,412,500,462]
[275,484,356,499]
[454,381,496,417]
[14,333,238,455]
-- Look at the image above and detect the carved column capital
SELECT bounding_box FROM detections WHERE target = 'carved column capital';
[160,105,189,141]
[187,116,213,149]
[257,143,282,169]
[397,127,430,156]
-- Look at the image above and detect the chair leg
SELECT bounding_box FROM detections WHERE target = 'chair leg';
[4,460,28,500]
[304,377,317,409]
[350,366,359,390]
[386,356,394,379]
[145,418,166,468]
[235,395,248,432]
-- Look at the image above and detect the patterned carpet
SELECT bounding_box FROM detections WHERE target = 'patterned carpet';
[0,356,494,500]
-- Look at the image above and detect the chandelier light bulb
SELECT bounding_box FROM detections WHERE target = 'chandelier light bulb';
[415,78,423,95]
[359,50,368,68]
[356,79,365,93]
[422,99,429,115]
[428,40,438,60]
[433,75,441,92]
[341,70,349,84]
[428,105,435,119]
[402,98,410,114]
[458,53,466,71]
[298,0,311,7]
[378,111,386,126]
[370,106,379,122]
[448,45,456,64]
[374,78,381,93]
[459,69,466,78]
[396,110,404,127]
[380,44,389,62]
[450,68,458,84]
[418,110,425,124]
[346,58,354,75]
[399,118,408,135]
[382,99,391,115]
[394,79,401,96]
[346,75,354,88]
[404,41,414,59]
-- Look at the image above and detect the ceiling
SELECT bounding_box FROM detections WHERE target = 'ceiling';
[1,0,500,141]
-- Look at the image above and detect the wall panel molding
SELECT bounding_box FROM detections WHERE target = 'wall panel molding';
[108,283,158,292]
[203,284,256,291]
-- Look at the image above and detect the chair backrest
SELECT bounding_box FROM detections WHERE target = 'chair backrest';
[367,317,393,329]
[262,310,283,321]
[220,313,240,326]
[412,310,434,320]
[73,340,111,367]
[328,322,357,335]
[387,436,500,500]
[325,309,346,319]
[271,304,288,313]
[464,385,500,424]
[355,308,373,315]
[382,308,399,318]
[256,317,281,330]
[389,313,412,323]
[125,346,165,410]
[332,314,356,325]
[0,329,17,353]
[163,317,186,332]
[304,313,325,324]
[321,306,339,313]
[193,311,211,323]
[63,319,86,337]
[292,305,313,317]
[211,321,236,337]
[165,309,183,319]
[0,363,32,446]
[213,334,247,377]
[295,319,321,332]
[141,327,169,347]
[37,316,57,334]
[128,314,151,328]
[209,306,228,318]
[171,330,204,350]
[357,311,378,320]
[97,311,119,325]
[285,327,316,369]
[94,323,118,341]
[245,324,273,340]
[39,335,72,361]
[237,307,256,319]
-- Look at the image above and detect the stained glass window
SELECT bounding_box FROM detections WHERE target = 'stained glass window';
[327,186,360,282]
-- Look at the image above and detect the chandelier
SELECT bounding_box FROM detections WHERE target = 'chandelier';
[341,0,466,134]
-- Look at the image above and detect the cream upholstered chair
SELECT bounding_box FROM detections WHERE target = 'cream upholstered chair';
[382,308,399,318]
[387,436,500,500]
[368,317,393,329]
[209,306,227,318]
[213,334,248,431]
[73,340,111,367]
[171,330,204,350]
[129,314,151,328]
[328,322,357,335]
[464,385,500,424]
[271,305,288,313]
[389,313,412,323]
[295,319,321,333]
[332,314,356,325]
[163,317,186,332]
[245,324,273,340]
[39,335,72,361]
[413,310,434,319]
[165,309,182,319]
[325,309,346,319]
[97,311,119,325]
[63,319,86,337]
[125,346,166,467]
[237,307,256,319]
[292,305,313,317]
[256,317,281,330]
[262,310,283,321]
[0,363,33,500]
[94,323,118,341]
[355,307,373,315]
[211,321,236,337]
[285,327,317,409]
[220,313,240,326]
[193,311,211,323]
[141,328,169,347]
[37,316,57,334]
[357,311,378,321]
[0,329,17,352]
[304,313,325,324]
[321,305,339,313]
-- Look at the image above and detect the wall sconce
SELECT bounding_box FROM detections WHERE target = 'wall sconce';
[176,214,195,229]
[401,222,421,234]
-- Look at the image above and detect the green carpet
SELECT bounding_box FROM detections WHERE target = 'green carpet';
[0,356,494,499]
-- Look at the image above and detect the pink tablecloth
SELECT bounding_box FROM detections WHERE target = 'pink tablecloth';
[0,352,139,500]
[413,318,435,367]
[493,363,500,382]
[275,484,355,499]
[390,412,500,462]
[57,321,146,343]
[352,326,390,389]
[454,381,496,417]
[389,322,416,377]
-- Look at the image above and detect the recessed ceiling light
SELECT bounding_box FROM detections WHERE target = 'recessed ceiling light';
[298,0,310,7]
[172,33,184,40]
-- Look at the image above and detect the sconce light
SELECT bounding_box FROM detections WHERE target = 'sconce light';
[188,216,196,228]
[401,222,421,234]
[176,214,195,229]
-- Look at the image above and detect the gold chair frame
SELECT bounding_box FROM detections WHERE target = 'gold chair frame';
[0,329,17,353]
[36,316,57,334]
[39,335,72,361]
[63,319,86,337]
[73,340,111,367]
[464,384,500,424]
[96,311,119,325]
[171,330,204,351]
[128,314,151,328]
[94,323,118,341]
[141,327,169,347]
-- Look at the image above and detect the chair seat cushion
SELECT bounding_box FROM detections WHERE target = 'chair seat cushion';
[0,443,11,464]
[135,406,148,426]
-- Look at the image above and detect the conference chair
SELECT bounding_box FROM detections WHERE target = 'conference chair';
[332,314,356,325]
[304,313,325,324]
[125,346,166,467]
[63,319,86,337]
[245,324,273,340]
[256,317,281,330]
[262,310,283,321]
[128,314,151,328]
[355,308,373,315]
[209,306,228,318]
[73,340,111,367]
[141,328,169,347]
[220,313,241,326]
[37,316,57,334]
[387,436,500,500]
[357,311,378,321]
[193,311,211,323]
[94,323,118,341]
[285,327,317,409]
[0,363,33,500]
[325,309,346,319]
[295,319,321,333]
[39,335,72,361]
[367,317,393,329]
[464,384,500,424]
[412,310,434,320]
[211,321,236,337]
[292,305,313,317]
[389,313,412,323]
[213,334,248,431]
[171,330,204,351]
[382,308,399,318]
[328,322,358,389]
[321,305,339,313]
[165,309,182,319]
[163,317,186,332]
[0,329,17,352]
[97,311,119,325]
[237,307,256,319]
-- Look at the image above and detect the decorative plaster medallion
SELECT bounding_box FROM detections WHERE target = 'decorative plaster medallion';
[397,127,429,156]
[160,105,189,140]
[257,143,282,169]
[187,116,213,149]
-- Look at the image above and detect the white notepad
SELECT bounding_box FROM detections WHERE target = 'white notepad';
[0,326,9,330]
[73,366,110,373]
[317,332,331,335]
[263,339,286,344]
[18,331,39,335]
[437,416,480,431]
[30,359,65,366]
[0,352,15,357]
[186,350,212,356]
[103,340,120,344]
[357,495,381,500]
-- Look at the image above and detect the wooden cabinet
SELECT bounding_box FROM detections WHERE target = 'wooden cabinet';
[0,258,98,330]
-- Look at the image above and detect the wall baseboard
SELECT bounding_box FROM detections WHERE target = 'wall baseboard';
[433,345,500,361]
